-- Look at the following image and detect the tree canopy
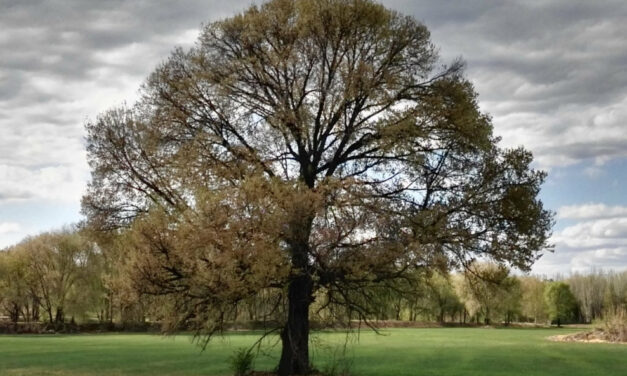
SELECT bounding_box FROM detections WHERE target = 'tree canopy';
[544,281,578,327]
[82,0,553,374]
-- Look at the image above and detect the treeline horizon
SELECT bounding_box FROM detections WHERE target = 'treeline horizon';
[1,226,626,331]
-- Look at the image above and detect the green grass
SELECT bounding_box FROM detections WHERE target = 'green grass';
[0,328,625,375]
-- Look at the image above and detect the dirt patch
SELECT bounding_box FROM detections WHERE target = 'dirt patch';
[548,329,627,345]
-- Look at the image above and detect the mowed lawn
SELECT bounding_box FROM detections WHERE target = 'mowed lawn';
[0,328,625,376]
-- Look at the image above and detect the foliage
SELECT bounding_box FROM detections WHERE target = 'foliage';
[0,250,34,324]
[423,272,463,323]
[544,282,578,327]
[602,307,627,342]
[456,262,521,324]
[84,0,551,373]
[0,228,105,327]
[229,347,255,376]
[568,270,612,322]
[519,276,548,323]
[2,228,626,330]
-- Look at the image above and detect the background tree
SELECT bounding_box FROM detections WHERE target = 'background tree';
[501,276,522,325]
[519,276,548,323]
[84,230,150,326]
[456,262,520,325]
[18,229,99,327]
[425,271,462,323]
[568,271,607,322]
[0,250,32,324]
[544,282,578,327]
[82,0,553,374]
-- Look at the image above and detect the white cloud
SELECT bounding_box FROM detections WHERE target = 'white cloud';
[0,222,20,235]
[558,203,627,220]
[533,211,627,274]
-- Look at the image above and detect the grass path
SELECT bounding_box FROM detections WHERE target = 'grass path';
[0,328,625,375]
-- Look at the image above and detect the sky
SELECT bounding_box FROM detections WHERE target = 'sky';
[1,0,626,275]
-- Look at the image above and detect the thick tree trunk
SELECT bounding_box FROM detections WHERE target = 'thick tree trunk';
[278,273,313,376]
[278,200,314,376]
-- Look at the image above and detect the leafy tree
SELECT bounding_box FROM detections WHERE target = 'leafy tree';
[82,0,553,374]
[0,250,31,324]
[84,230,147,325]
[425,272,462,323]
[502,277,522,325]
[520,276,548,323]
[544,282,577,327]
[17,229,99,326]
[456,262,520,325]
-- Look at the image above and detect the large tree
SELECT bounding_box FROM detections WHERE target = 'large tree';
[83,0,553,374]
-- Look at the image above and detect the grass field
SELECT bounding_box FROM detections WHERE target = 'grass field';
[0,328,625,376]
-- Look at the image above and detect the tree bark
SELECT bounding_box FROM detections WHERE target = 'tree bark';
[278,208,314,376]
[46,306,54,325]
[55,307,65,324]
[278,273,313,376]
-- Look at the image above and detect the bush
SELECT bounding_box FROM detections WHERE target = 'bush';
[229,347,255,376]
[603,307,627,342]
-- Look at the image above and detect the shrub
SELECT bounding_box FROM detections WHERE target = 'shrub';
[229,347,255,376]
[604,307,627,342]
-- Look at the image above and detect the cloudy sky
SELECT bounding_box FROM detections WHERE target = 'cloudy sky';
[1,0,626,275]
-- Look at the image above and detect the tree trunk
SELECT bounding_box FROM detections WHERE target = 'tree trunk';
[55,306,65,324]
[33,296,40,322]
[46,306,54,325]
[278,273,313,376]
[9,302,20,324]
[277,208,314,376]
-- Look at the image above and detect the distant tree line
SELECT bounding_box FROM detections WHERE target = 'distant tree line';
[1,228,625,331]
